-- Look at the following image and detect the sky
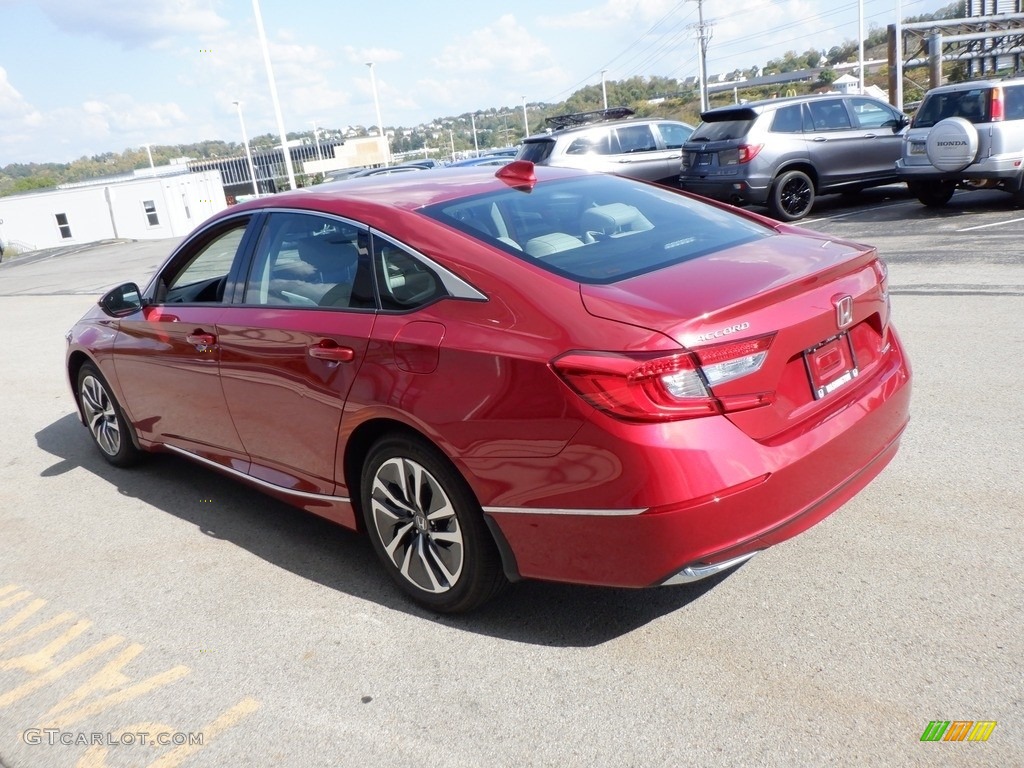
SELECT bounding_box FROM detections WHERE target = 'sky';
[0,0,956,165]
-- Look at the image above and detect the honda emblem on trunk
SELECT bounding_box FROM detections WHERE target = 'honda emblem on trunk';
[833,294,854,330]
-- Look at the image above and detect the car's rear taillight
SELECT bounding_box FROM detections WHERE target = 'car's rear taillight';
[990,86,1004,122]
[719,144,763,166]
[552,334,775,422]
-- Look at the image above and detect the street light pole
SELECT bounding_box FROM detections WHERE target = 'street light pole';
[521,96,529,139]
[366,62,389,166]
[252,0,297,190]
[311,120,323,162]
[601,70,608,109]
[234,100,260,197]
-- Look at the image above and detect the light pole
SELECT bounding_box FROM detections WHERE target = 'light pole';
[252,0,296,190]
[142,143,155,171]
[895,0,904,110]
[311,120,323,162]
[858,0,866,93]
[471,113,479,155]
[601,70,608,109]
[366,62,389,166]
[233,100,260,197]
[521,96,529,139]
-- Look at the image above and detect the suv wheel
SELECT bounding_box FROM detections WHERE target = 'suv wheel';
[769,170,815,221]
[908,181,956,208]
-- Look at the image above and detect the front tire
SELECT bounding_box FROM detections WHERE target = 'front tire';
[360,434,507,613]
[769,170,815,221]
[77,363,142,467]
[908,181,956,208]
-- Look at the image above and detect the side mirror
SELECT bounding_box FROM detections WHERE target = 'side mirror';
[99,282,144,317]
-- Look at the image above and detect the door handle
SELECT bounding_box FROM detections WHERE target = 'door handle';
[813,136,828,142]
[186,332,216,351]
[308,342,355,362]
[863,133,877,139]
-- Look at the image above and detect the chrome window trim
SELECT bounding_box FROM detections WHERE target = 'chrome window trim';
[370,228,487,301]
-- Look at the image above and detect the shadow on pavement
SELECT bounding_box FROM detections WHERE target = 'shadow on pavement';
[36,413,732,648]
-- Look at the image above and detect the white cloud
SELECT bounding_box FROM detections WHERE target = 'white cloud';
[538,0,682,30]
[32,0,229,48]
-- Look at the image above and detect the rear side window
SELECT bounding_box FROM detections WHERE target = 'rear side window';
[770,105,804,133]
[1004,86,1024,120]
[565,127,619,155]
[914,88,991,127]
[615,124,657,153]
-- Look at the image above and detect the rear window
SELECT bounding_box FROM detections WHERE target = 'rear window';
[688,116,755,142]
[914,88,991,127]
[517,140,555,163]
[421,175,770,284]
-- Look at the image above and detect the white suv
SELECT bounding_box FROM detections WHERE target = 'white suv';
[516,108,694,187]
[897,76,1024,207]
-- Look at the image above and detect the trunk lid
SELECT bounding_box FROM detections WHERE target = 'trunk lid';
[580,231,893,441]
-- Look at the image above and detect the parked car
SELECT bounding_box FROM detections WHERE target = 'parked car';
[516,108,694,187]
[680,94,909,221]
[447,155,514,167]
[67,161,911,613]
[896,76,1024,207]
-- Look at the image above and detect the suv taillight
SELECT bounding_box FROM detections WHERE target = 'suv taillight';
[552,335,775,422]
[719,144,763,166]
[990,86,1004,122]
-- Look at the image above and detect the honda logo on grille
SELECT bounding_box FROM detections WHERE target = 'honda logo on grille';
[833,294,854,330]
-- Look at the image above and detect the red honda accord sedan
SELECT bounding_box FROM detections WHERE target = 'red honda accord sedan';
[66,161,911,612]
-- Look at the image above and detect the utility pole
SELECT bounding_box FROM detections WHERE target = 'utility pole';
[688,0,713,113]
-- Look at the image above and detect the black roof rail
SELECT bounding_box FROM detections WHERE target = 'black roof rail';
[544,107,635,130]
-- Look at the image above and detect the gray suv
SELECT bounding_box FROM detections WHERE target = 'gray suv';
[516,108,694,187]
[896,76,1024,207]
[679,94,908,221]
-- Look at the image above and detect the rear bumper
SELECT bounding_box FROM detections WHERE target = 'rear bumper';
[679,175,771,206]
[480,333,911,588]
[897,155,1024,182]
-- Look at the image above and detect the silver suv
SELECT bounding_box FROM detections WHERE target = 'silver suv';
[896,76,1024,207]
[679,94,908,221]
[516,108,694,187]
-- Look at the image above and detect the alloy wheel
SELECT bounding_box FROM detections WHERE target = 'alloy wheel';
[80,374,121,457]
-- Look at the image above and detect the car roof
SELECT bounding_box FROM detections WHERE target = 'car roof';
[229,163,591,217]
[523,114,690,143]
[924,75,1024,94]
[701,92,850,118]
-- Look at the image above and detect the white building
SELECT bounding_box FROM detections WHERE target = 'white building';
[0,169,227,252]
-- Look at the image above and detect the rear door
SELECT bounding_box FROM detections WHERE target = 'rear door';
[216,211,377,495]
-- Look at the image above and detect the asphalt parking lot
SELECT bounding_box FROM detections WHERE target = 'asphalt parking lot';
[0,186,1021,767]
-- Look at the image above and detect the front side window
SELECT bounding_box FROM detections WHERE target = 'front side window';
[849,98,901,129]
[658,122,693,149]
[244,212,374,309]
[160,219,249,304]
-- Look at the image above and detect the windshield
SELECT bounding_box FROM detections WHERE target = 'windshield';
[688,117,755,142]
[421,175,771,284]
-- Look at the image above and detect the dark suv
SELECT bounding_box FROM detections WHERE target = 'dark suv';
[679,94,908,221]
[516,108,694,187]
[896,76,1024,207]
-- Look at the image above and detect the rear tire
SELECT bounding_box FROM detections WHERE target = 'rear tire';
[768,170,815,221]
[908,181,956,208]
[77,363,143,467]
[360,434,507,613]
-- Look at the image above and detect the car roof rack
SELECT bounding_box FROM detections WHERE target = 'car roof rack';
[544,107,635,130]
